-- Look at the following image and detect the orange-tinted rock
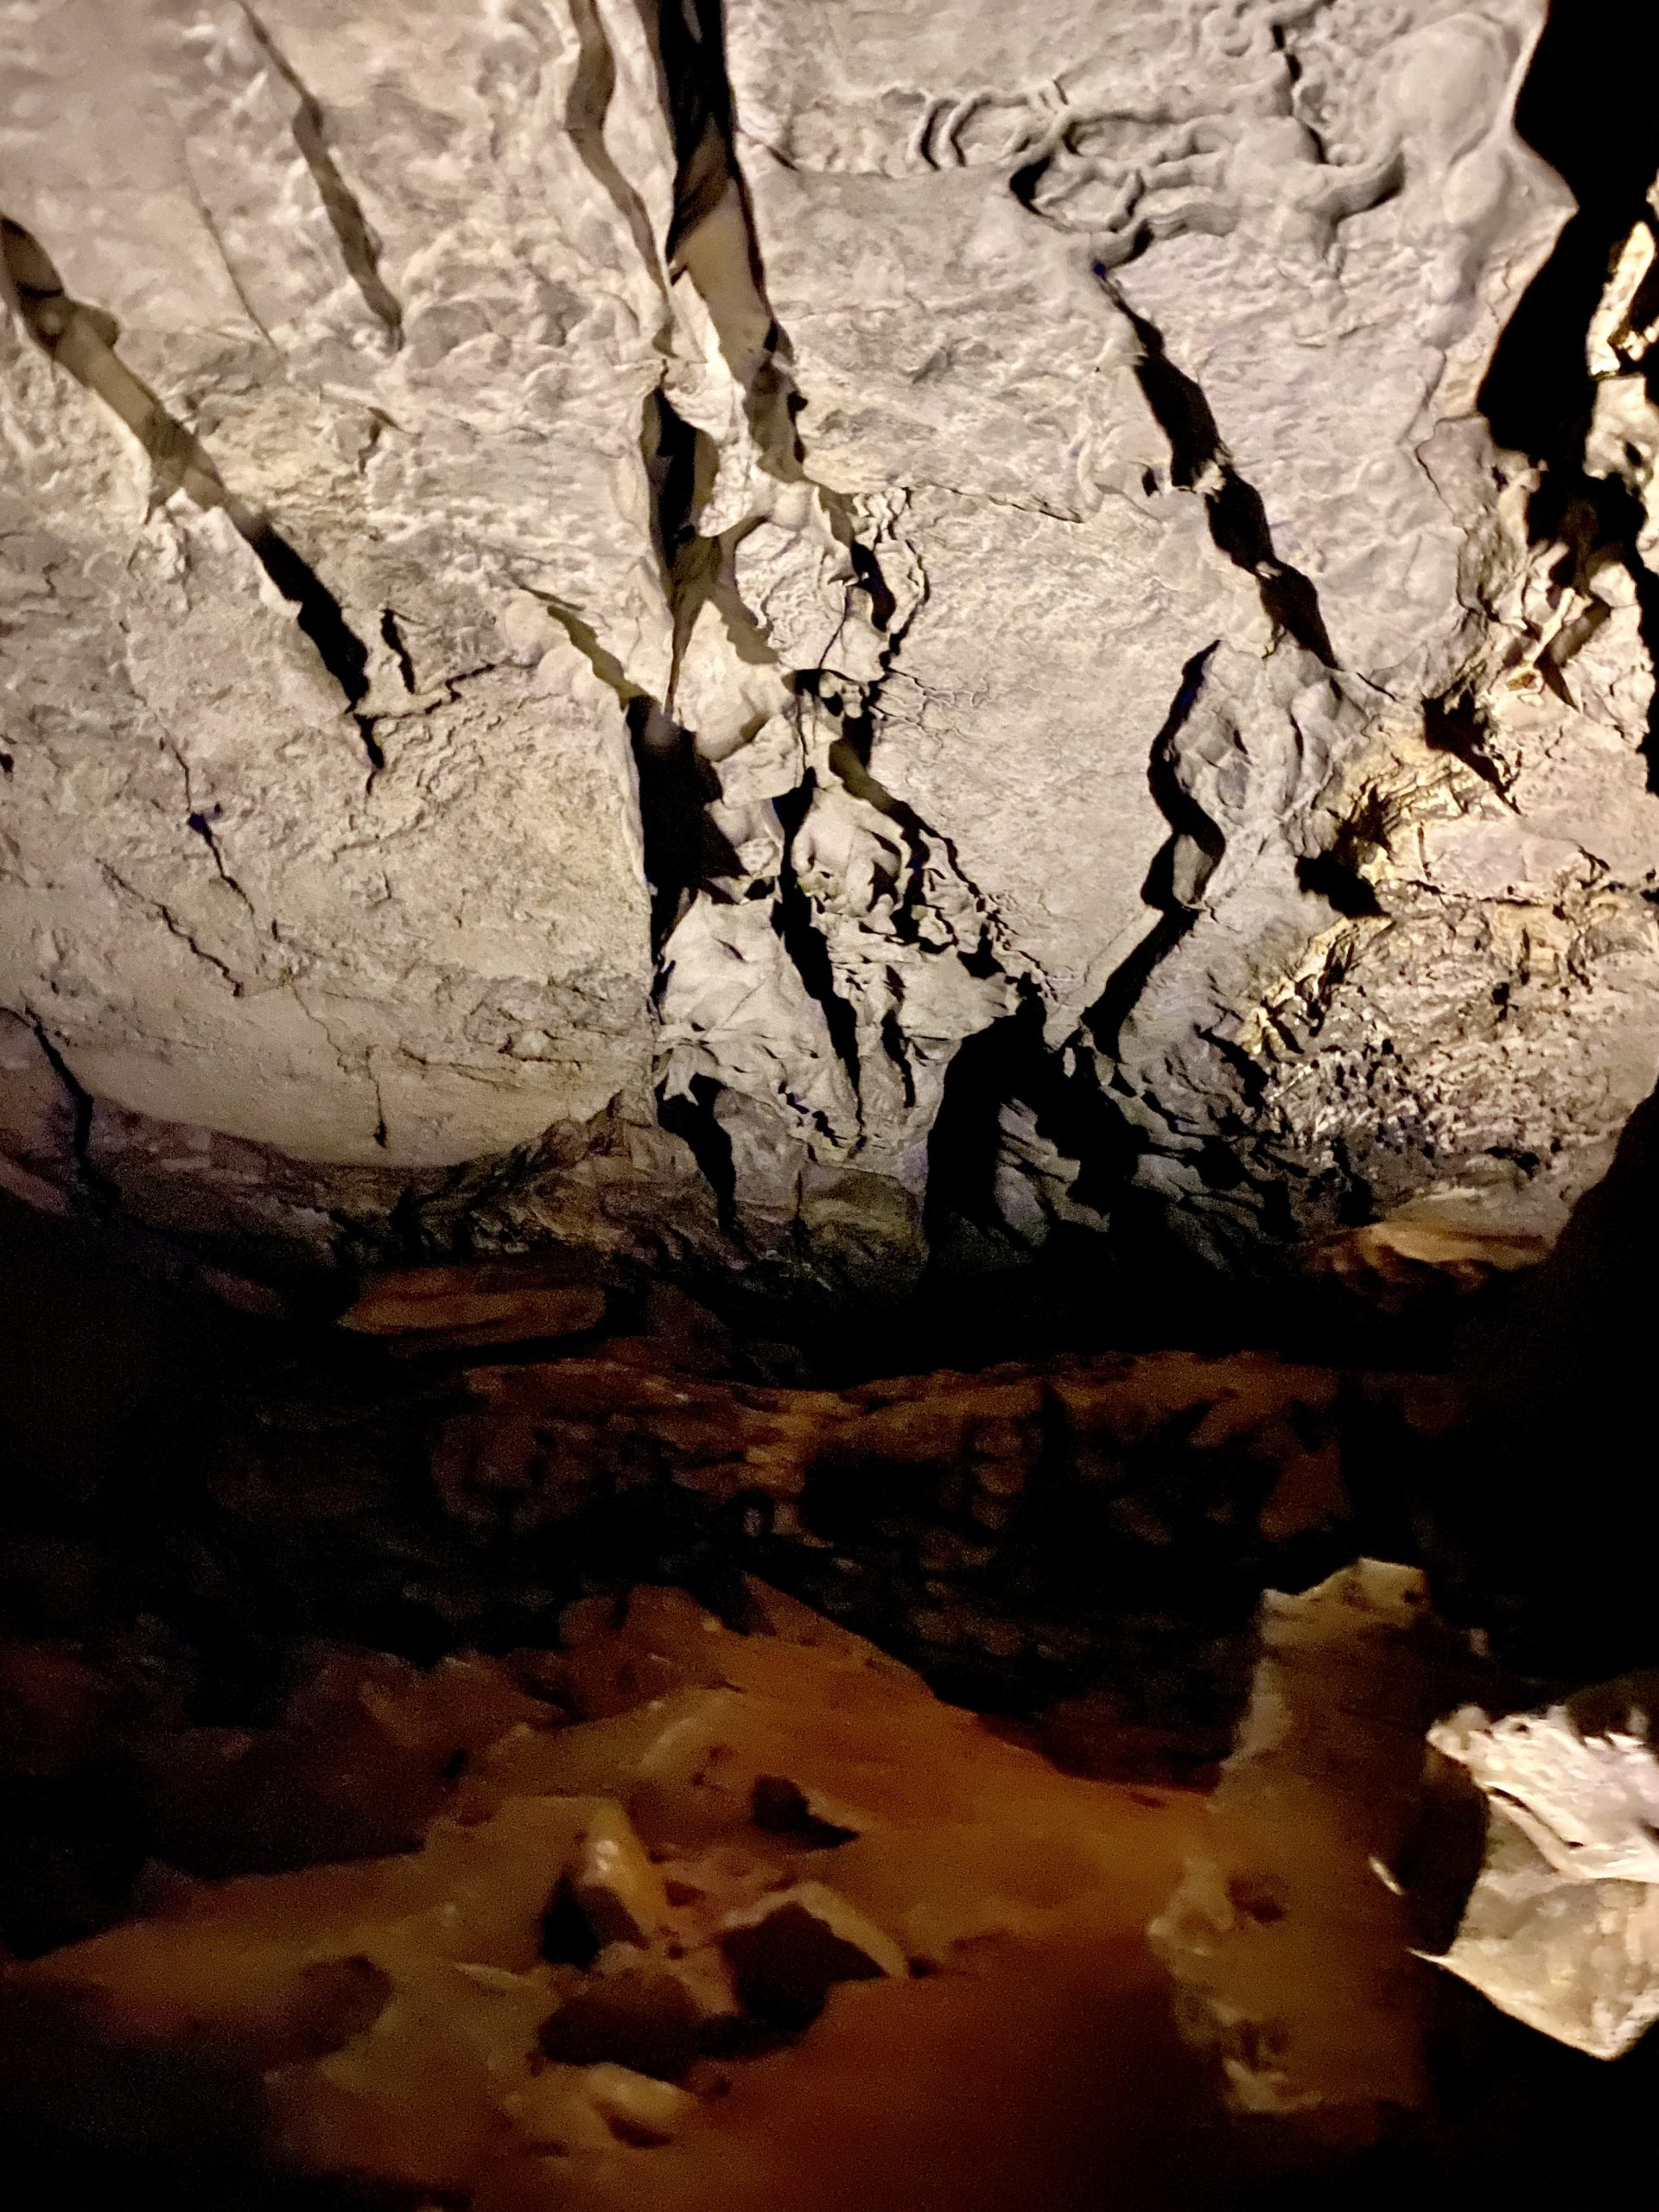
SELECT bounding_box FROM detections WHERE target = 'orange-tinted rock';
[0,1640,124,1780]
[1152,1561,1477,2131]
[6,1584,1229,2208]
[429,1348,1445,1599]
[1306,1211,1552,1308]
[340,1263,607,1347]
[142,1649,557,1878]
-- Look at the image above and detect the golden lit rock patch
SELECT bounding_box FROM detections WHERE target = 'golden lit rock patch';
[4,1574,1455,2207]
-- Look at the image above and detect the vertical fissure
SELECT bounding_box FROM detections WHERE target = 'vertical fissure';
[1,215,384,772]
[1478,0,1659,784]
[1083,643,1224,1062]
[23,1019,116,1216]
[1107,288,1338,668]
[772,772,862,1096]
[636,1,1039,1218]
[238,3,404,346]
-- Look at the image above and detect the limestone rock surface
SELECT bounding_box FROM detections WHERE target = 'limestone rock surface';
[1429,1685,1659,2058]
[3,1,1656,1295]
[2,1,666,1183]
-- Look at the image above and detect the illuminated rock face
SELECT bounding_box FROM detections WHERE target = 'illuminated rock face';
[4,1579,1459,2208]
[3,1,1656,1288]
[3,1586,1230,2211]
[1152,1560,1471,2123]
[1428,1681,1659,2060]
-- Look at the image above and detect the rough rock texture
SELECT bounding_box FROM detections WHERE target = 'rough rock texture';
[1151,1560,1472,2123]
[61,1334,1455,1738]
[1,1590,1227,2210]
[1,2,666,1188]
[3,1,1656,1298]
[0,1232,1463,1957]
[1429,1682,1659,2058]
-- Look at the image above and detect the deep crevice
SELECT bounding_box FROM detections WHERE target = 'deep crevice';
[530,593,647,707]
[805,680,976,962]
[656,1071,738,1227]
[566,0,666,283]
[377,610,416,694]
[846,539,896,632]
[1294,853,1383,918]
[645,0,803,469]
[1108,290,1338,667]
[1,215,383,772]
[631,699,735,948]
[879,1008,916,1109]
[238,4,404,346]
[642,388,714,655]
[520,576,733,955]
[772,774,862,1096]
[642,0,1035,1196]
[648,0,738,263]
[1478,0,1659,783]
[24,1020,117,1216]
[924,986,1132,1246]
[1085,644,1223,1059]
[241,520,378,763]
[1543,480,1659,786]
[1422,690,1511,798]
[1480,0,1659,480]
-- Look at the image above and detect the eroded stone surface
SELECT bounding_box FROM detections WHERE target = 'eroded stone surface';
[1429,1684,1659,2059]
[0,1586,1229,2210]
[1150,1560,1474,2122]
[2,0,664,1172]
[3,1,1656,1295]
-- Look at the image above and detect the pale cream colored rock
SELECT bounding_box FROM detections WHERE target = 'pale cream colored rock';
[3,0,1656,1282]
[728,1,1559,734]
[2,0,665,1172]
[1114,150,1659,1255]
[1428,1694,1659,2059]
[571,1799,675,1949]
[717,0,1659,1262]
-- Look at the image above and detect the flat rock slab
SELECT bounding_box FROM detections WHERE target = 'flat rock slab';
[339,1264,608,1348]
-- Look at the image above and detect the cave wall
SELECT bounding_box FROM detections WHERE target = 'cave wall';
[3,0,1657,1297]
